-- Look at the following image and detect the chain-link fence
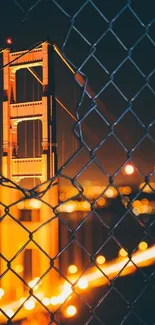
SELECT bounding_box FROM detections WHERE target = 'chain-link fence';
[0,0,155,324]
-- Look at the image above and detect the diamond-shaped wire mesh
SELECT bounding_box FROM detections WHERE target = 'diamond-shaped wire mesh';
[0,0,155,324]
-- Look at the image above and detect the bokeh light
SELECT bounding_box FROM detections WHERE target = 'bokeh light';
[14,264,24,274]
[24,298,35,310]
[6,37,12,45]
[138,242,148,251]
[119,248,128,257]
[124,164,134,175]
[96,255,106,265]
[68,264,78,274]
[66,305,77,317]
[77,278,88,289]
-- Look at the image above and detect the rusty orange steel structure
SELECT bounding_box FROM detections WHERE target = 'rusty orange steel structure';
[0,42,58,306]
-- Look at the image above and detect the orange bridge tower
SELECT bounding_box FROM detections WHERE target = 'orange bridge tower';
[0,42,58,303]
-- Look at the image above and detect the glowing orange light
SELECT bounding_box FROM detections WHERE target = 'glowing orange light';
[105,188,114,198]
[138,241,148,251]
[6,37,12,45]
[97,198,106,207]
[77,278,88,289]
[122,186,131,195]
[132,200,141,208]
[140,183,154,193]
[14,264,23,274]
[24,298,35,310]
[141,198,149,206]
[29,199,42,209]
[140,205,149,214]
[68,264,78,274]
[59,193,66,201]
[96,255,106,265]
[65,202,75,213]
[119,248,128,257]
[84,245,155,285]
[124,164,134,175]
[66,305,77,317]
[132,207,140,216]
[82,201,91,210]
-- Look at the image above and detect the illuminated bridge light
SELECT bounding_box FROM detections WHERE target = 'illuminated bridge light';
[66,305,77,317]
[28,277,41,290]
[124,164,134,175]
[96,255,106,265]
[68,264,78,274]
[50,296,59,306]
[42,297,50,306]
[5,309,14,317]
[119,248,128,257]
[138,242,148,251]
[77,278,88,290]
[28,199,42,209]
[0,288,4,298]
[65,202,76,213]
[24,298,35,310]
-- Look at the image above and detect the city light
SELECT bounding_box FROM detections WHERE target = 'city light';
[119,248,128,257]
[24,298,35,310]
[25,198,41,210]
[122,186,131,195]
[68,264,78,274]
[105,188,114,198]
[1,245,155,320]
[50,296,59,306]
[6,37,12,45]
[5,309,14,317]
[132,207,140,216]
[97,198,106,207]
[96,255,106,265]
[77,278,88,290]
[138,242,148,251]
[42,297,50,306]
[124,164,134,175]
[141,198,149,206]
[66,305,77,317]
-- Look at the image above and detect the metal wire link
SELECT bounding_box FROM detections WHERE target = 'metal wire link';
[0,0,155,324]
